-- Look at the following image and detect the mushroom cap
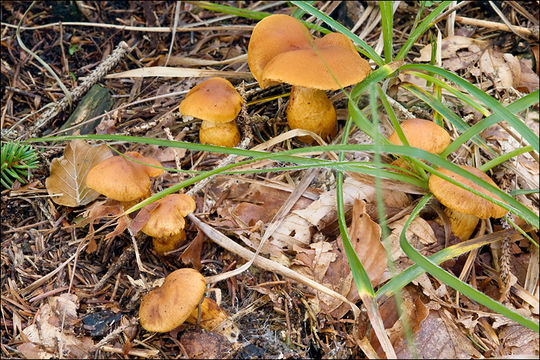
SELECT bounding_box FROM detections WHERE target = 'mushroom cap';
[388,118,451,154]
[179,77,243,123]
[286,87,336,143]
[141,194,196,238]
[139,268,206,332]
[262,32,370,90]
[248,14,314,89]
[86,152,163,202]
[199,120,241,148]
[428,165,508,219]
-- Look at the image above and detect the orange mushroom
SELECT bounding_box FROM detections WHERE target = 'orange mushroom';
[429,165,508,240]
[86,151,163,207]
[139,268,206,332]
[248,15,370,143]
[141,194,196,255]
[388,118,451,171]
[179,77,243,147]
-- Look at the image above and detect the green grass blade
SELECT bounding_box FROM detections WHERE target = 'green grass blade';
[399,195,539,332]
[350,60,403,101]
[290,1,384,65]
[479,145,534,172]
[395,1,452,61]
[400,64,540,153]
[376,227,529,298]
[30,135,537,226]
[337,117,375,297]
[406,70,491,116]
[379,1,393,63]
[442,90,539,157]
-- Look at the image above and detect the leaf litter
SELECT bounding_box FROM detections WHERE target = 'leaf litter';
[1,1,539,359]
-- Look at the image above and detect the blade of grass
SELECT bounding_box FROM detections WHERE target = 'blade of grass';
[379,1,394,63]
[399,194,539,332]
[376,227,530,298]
[395,1,452,61]
[479,145,534,172]
[400,64,540,153]
[193,1,329,32]
[405,70,491,116]
[377,85,429,181]
[30,135,538,226]
[442,90,539,157]
[337,113,397,359]
[371,84,417,358]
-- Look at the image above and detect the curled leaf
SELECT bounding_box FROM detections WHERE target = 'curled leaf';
[46,140,111,207]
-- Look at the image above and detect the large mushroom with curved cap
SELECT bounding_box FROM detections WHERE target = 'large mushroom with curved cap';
[139,268,206,332]
[429,165,508,240]
[141,193,196,255]
[388,118,451,170]
[248,15,371,143]
[86,151,163,207]
[179,77,243,147]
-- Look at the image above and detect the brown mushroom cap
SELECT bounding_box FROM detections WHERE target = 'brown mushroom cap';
[260,32,371,90]
[141,194,196,238]
[199,120,241,148]
[86,152,163,202]
[248,14,313,89]
[139,268,206,332]
[179,77,243,123]
[388,118,451,154]
[429,165,508,219]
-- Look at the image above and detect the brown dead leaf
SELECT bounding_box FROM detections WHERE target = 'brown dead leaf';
[532,45,539,75]
[415,35,489,71]
[179,329,233,359]
[291,199,386,319]
[20,294,94,359]
[46,140,111,207]
[341,198,386,287]
[180,229,205,269]
[499,324,540,356]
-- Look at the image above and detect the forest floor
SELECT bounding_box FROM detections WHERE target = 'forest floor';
[1,1,539,359]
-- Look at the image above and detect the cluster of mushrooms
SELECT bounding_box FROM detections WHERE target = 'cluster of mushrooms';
[81,14,509,335]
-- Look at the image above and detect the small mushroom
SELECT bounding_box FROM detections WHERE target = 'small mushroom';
[429,165,508,240]
[387,118,451,171]
[139,268,206,333]
[141,194,196,255]
[86,151,163,207]
[186,297,230,332]
[248,15,370,143]
[179,77,243,147]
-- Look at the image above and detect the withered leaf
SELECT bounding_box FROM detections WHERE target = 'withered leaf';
[342,198,386,287]
[46,140,111,207]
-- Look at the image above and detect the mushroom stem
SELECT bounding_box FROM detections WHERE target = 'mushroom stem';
[444,207,479,241]
[286,86,336,143]
[199,120,240,147]
[152,230,187,255]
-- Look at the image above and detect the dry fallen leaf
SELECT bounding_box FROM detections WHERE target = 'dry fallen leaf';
[415,36,539,93]
[46,140,111,207]
[179,329,234,359]
[291,199,386,319]
[415,35,489,70]
[19,294,94,359]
